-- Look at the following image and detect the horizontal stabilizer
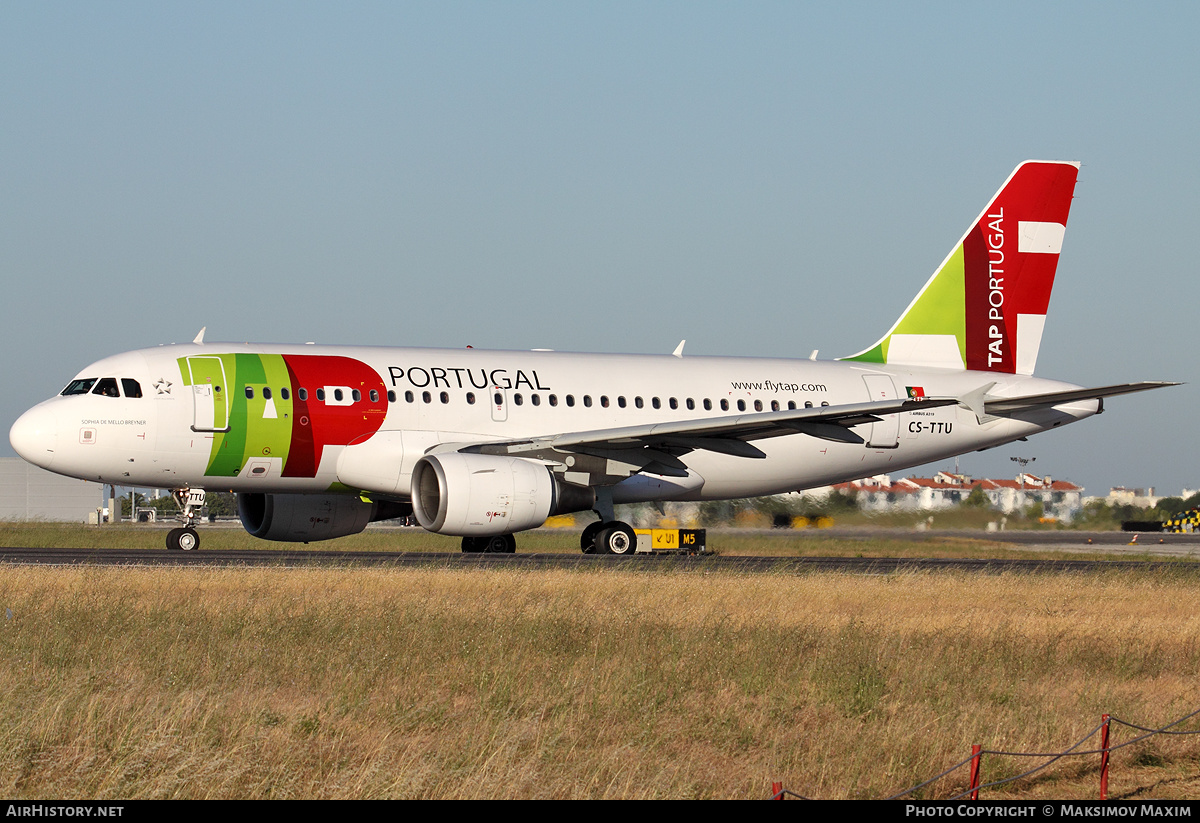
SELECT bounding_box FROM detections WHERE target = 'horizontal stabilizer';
[982,381,1180,415]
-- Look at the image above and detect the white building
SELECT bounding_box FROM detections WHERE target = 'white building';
[831,471,1084,522]
[0,458,104,521]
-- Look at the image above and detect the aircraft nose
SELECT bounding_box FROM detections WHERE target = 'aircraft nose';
[9,404,58,470]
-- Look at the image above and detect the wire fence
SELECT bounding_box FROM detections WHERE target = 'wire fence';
[769,706,1200,800]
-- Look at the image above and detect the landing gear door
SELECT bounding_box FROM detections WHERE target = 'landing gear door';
[862,374,899,448]
[187,356,230,433]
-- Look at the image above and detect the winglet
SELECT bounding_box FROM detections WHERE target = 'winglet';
[193,327,207,345]
[672,340,686,358]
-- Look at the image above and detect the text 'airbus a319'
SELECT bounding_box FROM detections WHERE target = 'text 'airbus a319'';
[9,161,1176,553]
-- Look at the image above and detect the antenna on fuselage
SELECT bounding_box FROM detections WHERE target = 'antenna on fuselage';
[673,340,686,358]
[193,327,206,345]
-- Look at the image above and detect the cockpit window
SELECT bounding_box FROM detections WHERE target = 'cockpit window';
[92,378,120,398]
[61,378,97,396]
[121,379,143,398]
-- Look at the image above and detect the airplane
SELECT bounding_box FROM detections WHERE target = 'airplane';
[8,160,1177,553]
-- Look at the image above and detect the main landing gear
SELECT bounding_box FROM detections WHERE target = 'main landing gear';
[580,520,638,555]
[461,534,516,553]
[580,486,637,555]
[166,488,206,551]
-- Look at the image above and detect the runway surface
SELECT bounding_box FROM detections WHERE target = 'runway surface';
[2,526,1198,572]
[2,542,1199,575]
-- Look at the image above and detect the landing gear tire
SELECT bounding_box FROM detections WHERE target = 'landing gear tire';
[581,521,605,554]
[166,528,200,552]
[483,534,515,554]
[462,535,516,554]
[595,522,637,556]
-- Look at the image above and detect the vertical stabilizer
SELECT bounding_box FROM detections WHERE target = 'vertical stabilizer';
[842,161,1079,374]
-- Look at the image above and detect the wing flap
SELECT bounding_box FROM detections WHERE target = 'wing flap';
[471,396,955,459]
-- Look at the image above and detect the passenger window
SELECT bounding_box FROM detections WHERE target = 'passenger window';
[93,378,121,398]
[669,398,678,410]
[466,392,476,405]
[281,388,290,401]
[493,392,503,406]
[387,390,396,403]
[334,389,344,402]
[299,388,308,401]
[635,397,644,409]
[617,396,626,408]
[440,392,449,404]
[754,400,763,412]
[566,395,575,407]
[788,401,796,410]
[352,389,361,402]
[514,393,523,406]
[549,395,558,407]
[422,391,431,404]
[583,395,592,408]
[737,400,746,411]
[121,379,143,398]
[703,399,712,411]
[405,391,414,403]
[62,378,97,396]
[531,394,541,406]
[652,397,661,409]
[317,389,326,401]
[600,396,609,408]
[263,387,272,400]
[720,399,729,411]
[686,398,694,410]
[821,401,830,407]
[805,401,813,408]
[771,400,780,411]
[369,390,378,402]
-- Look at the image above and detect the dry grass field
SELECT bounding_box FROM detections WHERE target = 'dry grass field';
[0,552,1197,798]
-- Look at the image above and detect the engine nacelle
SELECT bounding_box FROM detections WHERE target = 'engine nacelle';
[238,493,410,542]
[411,453,594,536]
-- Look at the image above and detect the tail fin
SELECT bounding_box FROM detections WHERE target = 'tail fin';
[842,160,1080,375]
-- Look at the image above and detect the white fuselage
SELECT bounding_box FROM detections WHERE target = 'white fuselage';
[10,342,1097,503]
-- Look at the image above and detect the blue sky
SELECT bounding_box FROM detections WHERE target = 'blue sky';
[2,2,1196,498]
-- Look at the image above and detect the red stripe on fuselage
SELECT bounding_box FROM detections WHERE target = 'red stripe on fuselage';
[281,354,388,478]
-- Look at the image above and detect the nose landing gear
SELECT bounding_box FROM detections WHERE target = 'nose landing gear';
[166,488,206,551]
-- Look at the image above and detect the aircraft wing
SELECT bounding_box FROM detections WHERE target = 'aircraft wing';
[456,396,957,471]
[982,381,1179,415]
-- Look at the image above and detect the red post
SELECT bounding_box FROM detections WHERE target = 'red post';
[1100,714,1111,800]
[968,745,982,800]
[772,781,783,800]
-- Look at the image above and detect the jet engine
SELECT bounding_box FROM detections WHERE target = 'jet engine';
[238,493,411,542]
[411,453,594,536]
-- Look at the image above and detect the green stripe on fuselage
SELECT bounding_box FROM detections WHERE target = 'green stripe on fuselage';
[178,353,295,477]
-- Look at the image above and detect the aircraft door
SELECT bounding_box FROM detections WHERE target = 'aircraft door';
[187,356,230,432]
[861,374,899,448]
